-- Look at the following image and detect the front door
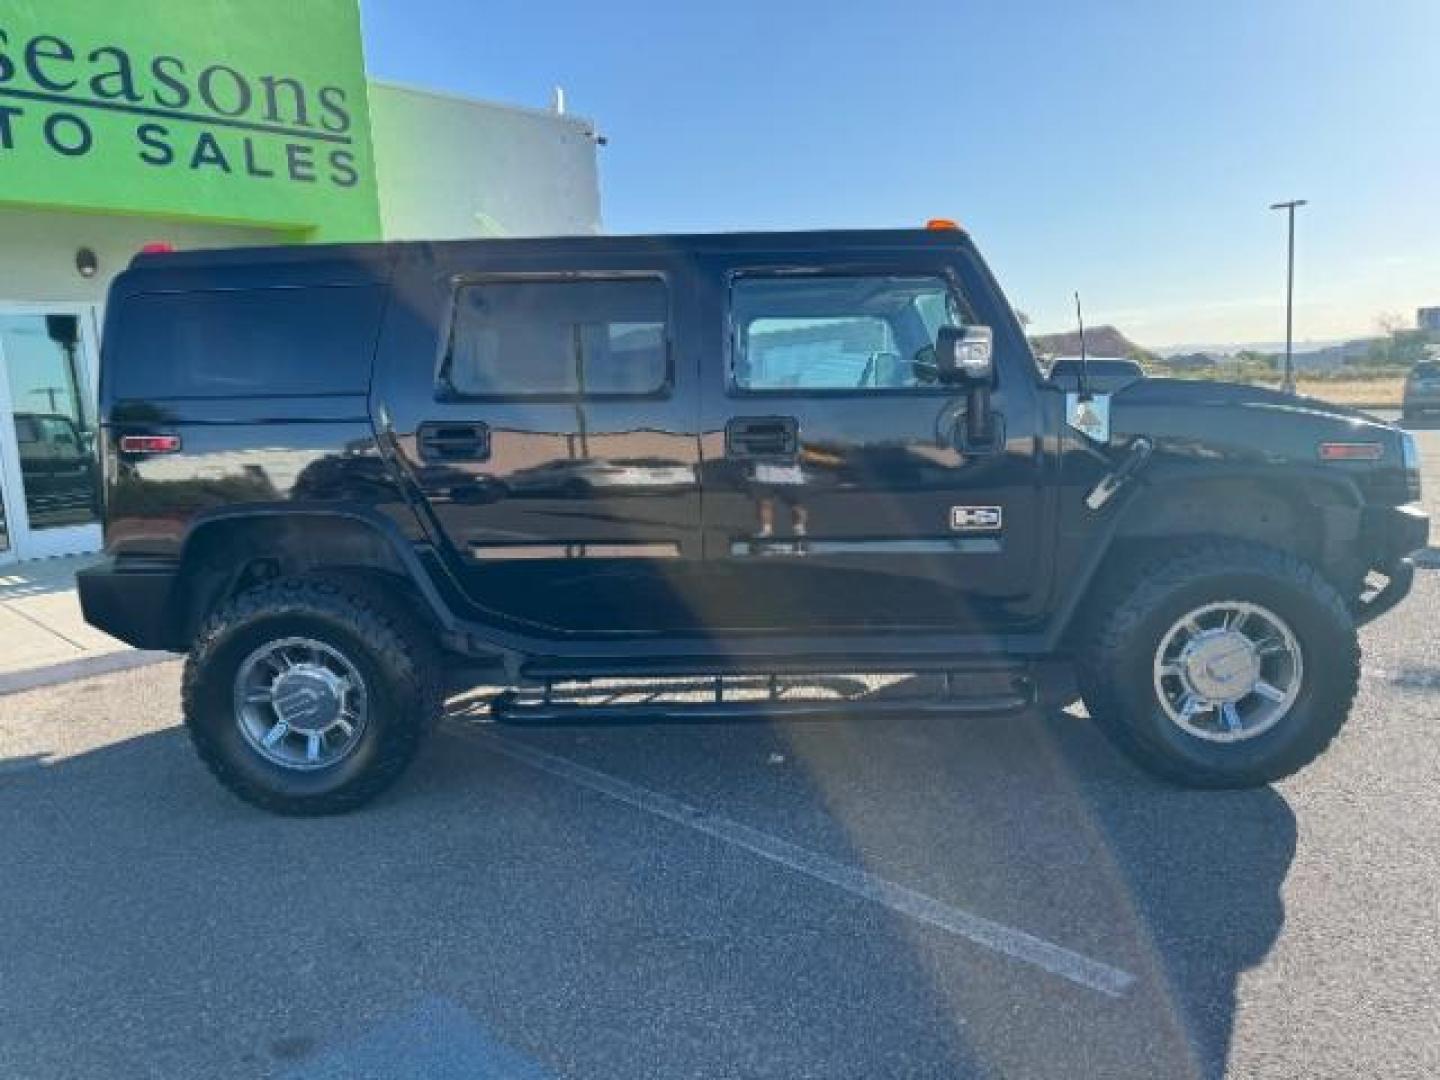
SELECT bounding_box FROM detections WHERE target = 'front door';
[0,307,103,563]
[697,260,1050,635]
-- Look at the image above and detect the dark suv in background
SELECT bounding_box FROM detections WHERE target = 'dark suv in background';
[79,228,1428,814]
[1403,360,1440,423]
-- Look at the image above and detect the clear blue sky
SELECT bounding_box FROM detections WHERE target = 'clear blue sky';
[362,0,1440,348]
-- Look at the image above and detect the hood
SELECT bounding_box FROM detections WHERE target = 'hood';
[1099,377,1408,503]
[1111,377,1385,427]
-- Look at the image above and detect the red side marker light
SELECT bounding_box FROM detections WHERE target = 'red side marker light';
[1318,442,1383,461]
[119,434,181,454]
[140,242,175,255]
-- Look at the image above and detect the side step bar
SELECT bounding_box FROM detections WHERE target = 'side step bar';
[490,672,1035,726]
[518,654,1034,681]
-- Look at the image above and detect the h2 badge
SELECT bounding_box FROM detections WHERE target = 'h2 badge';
[950,505,1003,532]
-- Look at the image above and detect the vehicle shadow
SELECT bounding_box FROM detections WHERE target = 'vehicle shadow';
[448,681,1296,1079]
[0,691,1295,1079]
[1036,706,1296,1076]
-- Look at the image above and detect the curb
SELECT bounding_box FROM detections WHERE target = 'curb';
[0,650,177,697]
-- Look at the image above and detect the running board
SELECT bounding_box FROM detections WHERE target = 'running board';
[490,672,1035,727]
[518,654,1033,682]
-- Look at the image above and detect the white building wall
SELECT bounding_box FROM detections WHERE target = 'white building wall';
[368,81,602,240]
[0,207,290,306]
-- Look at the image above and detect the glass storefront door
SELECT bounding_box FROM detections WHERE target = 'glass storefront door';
[0,307,103,562]
[0,447,12,564]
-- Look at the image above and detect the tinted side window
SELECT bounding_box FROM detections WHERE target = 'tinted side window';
[731,274,963,392]
[444,278,668,398]
[111,286,384,400]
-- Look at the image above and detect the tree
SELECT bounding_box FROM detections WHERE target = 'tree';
[1235,349,1279,372]
[1374,311,1408,337]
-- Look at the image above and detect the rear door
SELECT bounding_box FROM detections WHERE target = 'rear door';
[695,247,1051,634]
[379,247,704,636]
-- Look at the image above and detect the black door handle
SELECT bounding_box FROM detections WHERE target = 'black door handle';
[418,422,490,462]
[726,416,798,459]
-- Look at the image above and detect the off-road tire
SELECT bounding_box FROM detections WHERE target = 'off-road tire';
[183,576,442,815]
[1078,540,1360,788]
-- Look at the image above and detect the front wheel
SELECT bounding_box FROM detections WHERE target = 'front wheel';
[1078,541,1360,788]
[182,577,441,815]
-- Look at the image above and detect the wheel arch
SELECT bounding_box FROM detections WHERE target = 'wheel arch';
[172,506,460,647]
[1052,469,1366,648]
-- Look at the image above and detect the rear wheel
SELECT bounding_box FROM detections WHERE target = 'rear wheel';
[183,576,441,815]
[1078,540,1359,788]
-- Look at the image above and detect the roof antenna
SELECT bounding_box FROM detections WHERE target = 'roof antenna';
[1074,291,1092,402]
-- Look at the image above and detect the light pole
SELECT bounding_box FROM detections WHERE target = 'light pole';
[1270,199,1307,394]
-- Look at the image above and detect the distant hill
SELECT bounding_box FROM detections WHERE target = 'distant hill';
[1157,339,1370,370]
[1029,325,1146,359]
[1158,339,1348,358]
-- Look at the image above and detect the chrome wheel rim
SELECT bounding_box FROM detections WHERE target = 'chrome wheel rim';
[233,637,369,771]
[1152,601,1303,744]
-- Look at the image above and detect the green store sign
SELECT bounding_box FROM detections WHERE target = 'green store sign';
[0,0,381,241]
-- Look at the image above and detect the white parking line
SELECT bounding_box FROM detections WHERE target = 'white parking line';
[473,732,1137,998]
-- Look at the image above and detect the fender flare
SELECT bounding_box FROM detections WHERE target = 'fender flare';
[1042,465,1366,649]
[176,503,465,640]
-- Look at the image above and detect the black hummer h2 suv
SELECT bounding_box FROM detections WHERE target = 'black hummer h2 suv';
[79,228,1429,814]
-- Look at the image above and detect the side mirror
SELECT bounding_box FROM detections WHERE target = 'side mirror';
[935,325,994,384]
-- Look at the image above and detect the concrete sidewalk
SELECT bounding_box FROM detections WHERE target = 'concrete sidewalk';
[0,555,171,694]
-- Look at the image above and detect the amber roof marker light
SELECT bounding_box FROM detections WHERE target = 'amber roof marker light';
[926,218,962,231]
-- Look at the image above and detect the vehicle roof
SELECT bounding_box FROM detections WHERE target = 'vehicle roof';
[128,227,976,271]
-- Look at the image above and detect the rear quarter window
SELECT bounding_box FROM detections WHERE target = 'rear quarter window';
[109,285,385,400]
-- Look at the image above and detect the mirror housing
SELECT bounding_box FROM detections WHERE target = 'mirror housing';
[935,325,994,384]
[936,325,999,450]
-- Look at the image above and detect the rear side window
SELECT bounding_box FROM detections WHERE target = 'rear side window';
[110,286,384,400]
[443,278,669,399]
[1413,362,1439,378]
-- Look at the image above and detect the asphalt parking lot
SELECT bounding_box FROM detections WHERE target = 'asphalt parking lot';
[0,424,1436,1079]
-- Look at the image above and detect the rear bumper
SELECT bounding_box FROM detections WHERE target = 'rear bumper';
[1354,503,1430,626]
[77,557,182,651]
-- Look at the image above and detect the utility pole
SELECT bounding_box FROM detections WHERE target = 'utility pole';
[1269,199,1307,394]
